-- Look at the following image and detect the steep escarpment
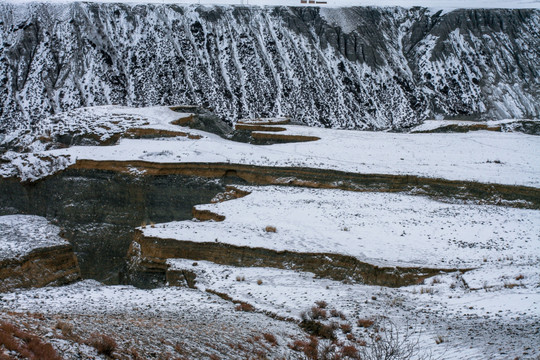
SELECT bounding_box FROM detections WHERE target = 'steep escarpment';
[0,170,228,282]
[0,4,538,135]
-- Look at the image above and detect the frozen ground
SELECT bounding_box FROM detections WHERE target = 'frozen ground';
[0,106,195,181]
[138,184,539,358]
[0,280,304,359]
[410,118,540,133]
[2,106,539,185]
[0,105,193,153]
[144,185,540,268]
[0,259,537,359]
[1,105,538,359]
[32,106,540,187]
[0,215,68,261]
[165,259,540,359]
[141,184,539,358]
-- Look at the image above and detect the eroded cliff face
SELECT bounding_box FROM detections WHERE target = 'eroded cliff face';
[0,170,229,283]
[0,3,538,134]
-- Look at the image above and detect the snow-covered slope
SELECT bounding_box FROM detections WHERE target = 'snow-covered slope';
[0,215,68,261]
[2,105,538,185]
[0,3,538,134]
[143,186,540,268]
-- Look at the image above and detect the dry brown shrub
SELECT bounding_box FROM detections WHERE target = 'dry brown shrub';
[27,338,61,360]
[55,321,73,338]
[357,319,375,328]
[315,300,328,309]
[235,302,255,312]
[340,323,352,333]
[330,309,347,320]
[89,333,117,356]
[310,306,328,320]
[0,321,61,360]
[262,333,277,346]
[299,320,336,340]
[264,225,277,233]
[341,345,360,359]
[295,336,319,360]
[0,329,20,351]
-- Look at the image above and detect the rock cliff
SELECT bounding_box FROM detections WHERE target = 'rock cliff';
[0,3,538,135]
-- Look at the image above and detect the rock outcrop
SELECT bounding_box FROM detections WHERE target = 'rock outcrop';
[128,230,459,288]
[0,170,229,282]
[0,215,80,291]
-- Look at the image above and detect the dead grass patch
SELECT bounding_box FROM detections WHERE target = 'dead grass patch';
[88,333,117,356]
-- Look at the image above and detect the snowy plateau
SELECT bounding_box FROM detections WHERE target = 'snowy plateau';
[0,1,539,360]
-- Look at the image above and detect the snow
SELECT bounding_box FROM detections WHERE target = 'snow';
[144,183,539,359]
[237,117,290,124]
[163,258,539,358]
[167,258,387,319]
[0,280,229,315]
[0,215,68,261]
[144,185,540,268]
[410,118,540,133]
[1,105,538,358]
[0,279,304,358]
[1,105,193,153]
[35,106,540,187]
[0,105,196,181]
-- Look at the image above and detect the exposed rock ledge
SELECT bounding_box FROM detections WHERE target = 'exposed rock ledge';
[128,230,465,289]
[0,215,81,292]
[71,160,540,209]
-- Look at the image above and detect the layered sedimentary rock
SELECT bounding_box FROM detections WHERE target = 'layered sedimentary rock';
[0,215,80,291]
[0,170,229,282]
[128,229,457,288]
[0,3,538,136]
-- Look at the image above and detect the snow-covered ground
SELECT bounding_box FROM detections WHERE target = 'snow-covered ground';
[1,105,539,358]
[28,106,540,187]
[137,183,539,358]
[0,106,194,181]
[140,184,539,358]
[164,258,540,358]
[2,259,537,359]
[144,186,540,268]
[3,106,539,185]
[410,118,539,133]
[0,280,304,359]
[0,215,68,261]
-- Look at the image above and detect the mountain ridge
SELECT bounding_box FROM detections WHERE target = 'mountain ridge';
[0,3,538,134]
